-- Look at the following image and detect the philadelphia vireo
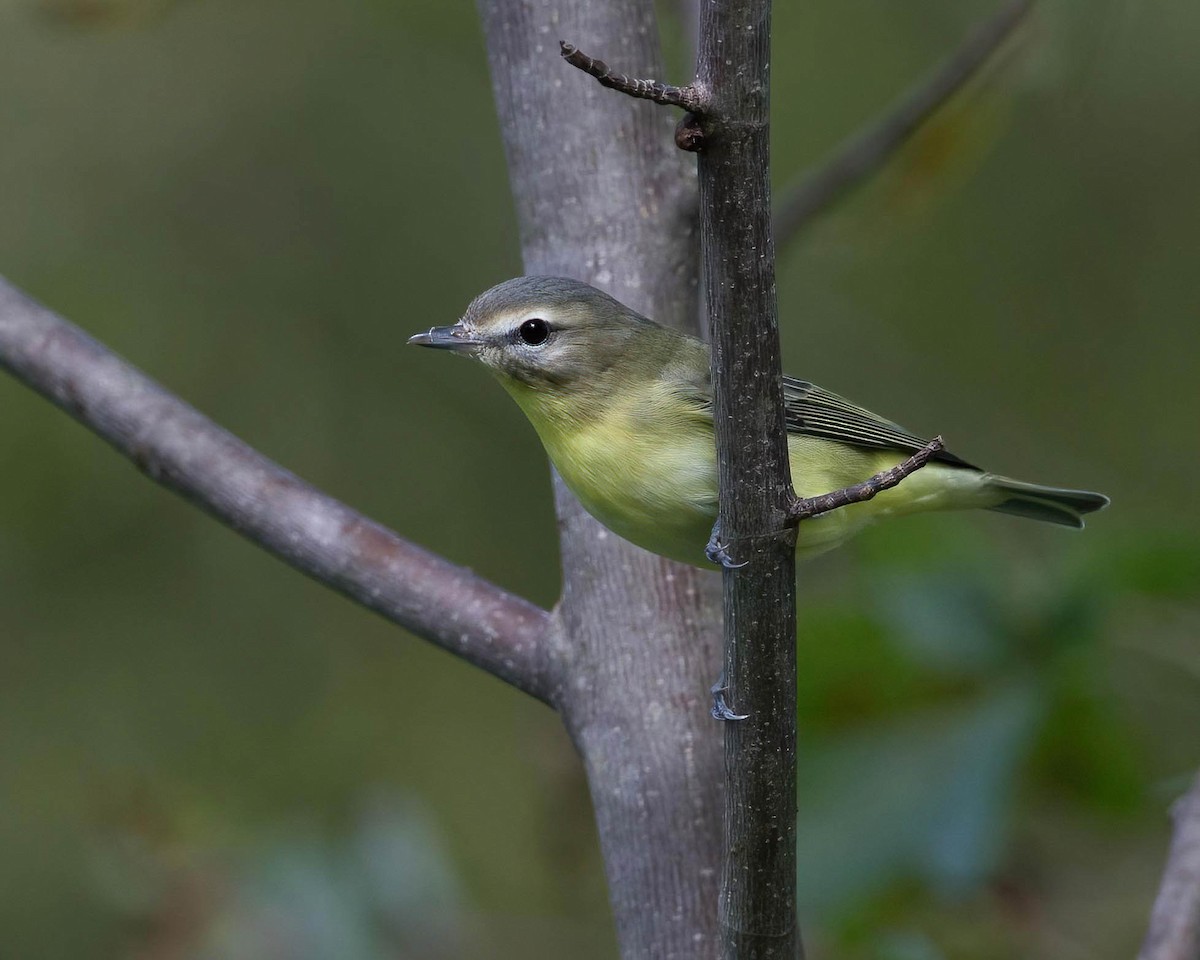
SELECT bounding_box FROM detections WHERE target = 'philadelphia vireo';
[410,276,1108,567]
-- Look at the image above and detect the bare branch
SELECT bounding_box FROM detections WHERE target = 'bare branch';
[774,0,1033,243]
[1140,771,1200,960]
[691,0,803,954]
[559,41,707,112]
[788,437,944,520]
[0,276,556,704]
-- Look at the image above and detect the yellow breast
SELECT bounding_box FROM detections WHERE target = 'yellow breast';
[504,379,718,564]
[500,376,981,567]
[548,397,719,564]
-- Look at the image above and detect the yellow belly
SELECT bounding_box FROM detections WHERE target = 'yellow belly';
[511,383,986,567]
[547,417,719,566]
[544,423,983,566]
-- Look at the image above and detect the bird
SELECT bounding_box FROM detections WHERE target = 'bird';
[409,276,1108,568]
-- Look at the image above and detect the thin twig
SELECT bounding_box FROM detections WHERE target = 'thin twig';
[0,276,556,704]
[560,41,707,112]
[788,437,945,521]
[774,0,1033,243]
[1139,771,1200,960]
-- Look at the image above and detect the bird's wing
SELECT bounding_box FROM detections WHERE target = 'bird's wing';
[670,365,974,469]
[782,377,976,469]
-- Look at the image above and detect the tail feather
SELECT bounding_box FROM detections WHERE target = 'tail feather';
[984,476,1110,529]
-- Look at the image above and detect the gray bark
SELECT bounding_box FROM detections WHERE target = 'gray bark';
[478,1,726,957]
[1139,772,1200,960]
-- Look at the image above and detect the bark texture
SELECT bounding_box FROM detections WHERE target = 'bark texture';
[692,0,802,955]
[1139,772,1200,960]
[478,2,725,956]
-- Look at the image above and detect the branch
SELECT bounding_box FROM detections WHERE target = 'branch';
[559,41,706,111]
[693,1,801,956]
[0,276,556,704]
[773,0,1033,243]
[1140,771,1200,960]
[788,437,944,520]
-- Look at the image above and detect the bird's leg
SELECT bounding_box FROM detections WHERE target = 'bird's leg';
[706,442,944,721]
[787,436,945,521]
[710,672,749,722]
[704,522,746,719]
[705,518,748,569]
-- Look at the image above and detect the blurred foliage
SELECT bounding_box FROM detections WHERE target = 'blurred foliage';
[88,793,467,959]
[35,0,181,28]
[794,528,1200,955]
[0,0,1196,957]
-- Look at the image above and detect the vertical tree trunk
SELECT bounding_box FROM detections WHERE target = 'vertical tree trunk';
[477,2,725,955]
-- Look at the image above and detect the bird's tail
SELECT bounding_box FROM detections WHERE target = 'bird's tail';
[982,475,1110,529]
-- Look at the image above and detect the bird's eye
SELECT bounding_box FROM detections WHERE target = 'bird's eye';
[518,317,551,346]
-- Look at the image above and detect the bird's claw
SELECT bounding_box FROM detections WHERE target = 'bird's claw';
[705,523,748,569]
[710,678,749,722]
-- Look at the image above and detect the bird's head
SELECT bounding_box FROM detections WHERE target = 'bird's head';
[408,276,661,397]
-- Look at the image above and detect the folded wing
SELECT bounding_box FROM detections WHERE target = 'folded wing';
[782,377,976,469]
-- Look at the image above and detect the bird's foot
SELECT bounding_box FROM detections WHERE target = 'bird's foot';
[710,676,749,722]
[705,521,748,569]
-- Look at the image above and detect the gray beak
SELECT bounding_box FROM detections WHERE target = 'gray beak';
[407,324,483,352]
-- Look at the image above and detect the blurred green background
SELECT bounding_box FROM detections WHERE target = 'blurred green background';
[0,0,1196,957]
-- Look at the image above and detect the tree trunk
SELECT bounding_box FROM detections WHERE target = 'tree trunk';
[477,1,726,955]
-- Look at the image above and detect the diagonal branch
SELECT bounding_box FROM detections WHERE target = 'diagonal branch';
[1139,771,1200,960]
[788,437,944,520]
[774,0,1033,244]
[559,41,707,111]
[0,276,556,704]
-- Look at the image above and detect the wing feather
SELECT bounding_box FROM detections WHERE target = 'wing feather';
[783,377,975,469]
[669,367,975,470]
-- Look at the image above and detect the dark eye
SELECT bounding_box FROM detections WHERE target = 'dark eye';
[518,317,551,346]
